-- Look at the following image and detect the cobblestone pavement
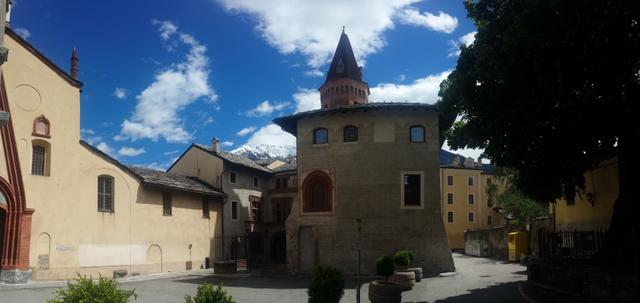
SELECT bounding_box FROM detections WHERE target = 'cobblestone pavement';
[0,253,528,303]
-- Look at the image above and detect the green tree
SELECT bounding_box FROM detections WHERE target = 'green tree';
[47,274,137,303]
[438,0,639,268]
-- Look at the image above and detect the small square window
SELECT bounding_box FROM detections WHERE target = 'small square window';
[468,194,474,205]
[229,172,237,184]
[447,193,453,204]
[313,128,328,144]
[468,212,475,222]
[447,175,453,186]
[487,215,493,225]
[409,126,425,143]
[447,212,454,223]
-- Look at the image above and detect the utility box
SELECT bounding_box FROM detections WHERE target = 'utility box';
[508,231,529,262]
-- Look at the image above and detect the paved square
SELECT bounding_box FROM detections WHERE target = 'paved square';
[0,253,528,303]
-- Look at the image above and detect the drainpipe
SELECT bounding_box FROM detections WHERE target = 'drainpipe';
[0,0,10,126]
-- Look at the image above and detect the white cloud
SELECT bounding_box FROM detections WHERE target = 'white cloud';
[96,142,115,157]
[215,0,422,68]
[304,69,324,77]
[293,88,321,113]
[237,126,257,137]
[448,31,477,57]
[369,70,451,103]
[163,150,180,156]
[115,20,217,143]
[222,141,234,147]
[245,124,296,147]
[398,8,458,33]
[117,147,146,157]
[442,141,489,164]
[245,100,290,117]
[14,28,31,39]
[113,87,127,99]
[397,73,406,81]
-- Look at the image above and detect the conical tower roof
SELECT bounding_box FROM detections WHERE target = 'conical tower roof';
[325,30,361,82]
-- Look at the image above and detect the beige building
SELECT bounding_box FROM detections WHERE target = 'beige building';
[0,27,224,283]
[274,31,454,275]
[439,152,507,249]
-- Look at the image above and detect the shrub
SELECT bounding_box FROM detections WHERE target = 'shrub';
[375,256,395,278]
[185,283,235,303]
[307,266,345,303]
[393,250,414,267]
[47,274,137,303]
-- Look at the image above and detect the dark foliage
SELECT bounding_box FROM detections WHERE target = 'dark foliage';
[307,266,345,303]
[375,256,395,278]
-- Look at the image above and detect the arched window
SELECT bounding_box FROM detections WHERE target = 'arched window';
[303,171,332,212]
[31,140,50,176]
[98,175,114,212]
[409,125,425,143]
[313,128,328,144]
[32,115,51,138]
[343,125,358,142]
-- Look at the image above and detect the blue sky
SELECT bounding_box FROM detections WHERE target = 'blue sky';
[10,0,483,169]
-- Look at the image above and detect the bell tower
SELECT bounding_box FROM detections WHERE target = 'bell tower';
[318,29,369,109]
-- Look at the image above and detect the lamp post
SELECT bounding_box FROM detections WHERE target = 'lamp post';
[356,217,362,303]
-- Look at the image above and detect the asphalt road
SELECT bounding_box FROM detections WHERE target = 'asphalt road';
[0,253,528,303]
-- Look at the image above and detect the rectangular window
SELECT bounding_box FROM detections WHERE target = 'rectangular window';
[487,215,493,225]
[447,193,454,204]
[31,145,46,175]
[202,198,209,218]
[468,194,475,205]
[402,172,423,207]
[488,195,494,207]
[162,192,172,216]
[253,176,259,188]
[276,178,282,189]
[229,171,237,184]
[468,176,474,186]
[249,196,263,222]
[97,175,114,212]
[468,212,475,222]
[447,175,453,186]
[447,211,454,223]
[231,201,239,220]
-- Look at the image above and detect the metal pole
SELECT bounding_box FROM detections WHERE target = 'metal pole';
[356,218,362,303]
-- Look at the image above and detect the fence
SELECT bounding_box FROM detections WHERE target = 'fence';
[538,230,605,260]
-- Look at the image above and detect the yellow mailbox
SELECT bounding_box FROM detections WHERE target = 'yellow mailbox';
[508,231,529,262]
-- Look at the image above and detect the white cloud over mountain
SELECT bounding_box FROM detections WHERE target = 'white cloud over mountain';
[237,126,257,137]
[115,20,217,143]
[244,124,296,147]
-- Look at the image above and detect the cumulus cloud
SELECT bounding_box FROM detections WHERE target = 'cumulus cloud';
[222,141,234,147]
[113,87,127,99]
[304,69,324,77]
[115,20,217,143]
[369,70,451,103]
[163,150,181,156]
[293,88,321,113]
[117,147,146,157]
[237,126,257,136]
[96,142,115,157]
[448,31,477,57]
[245,100,290,117]
[398,8,458,33]
[14,28,31,39]
[245,124,296,147]
[215,0,423,68]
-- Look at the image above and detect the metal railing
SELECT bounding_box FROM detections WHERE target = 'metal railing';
[538,230,605,259]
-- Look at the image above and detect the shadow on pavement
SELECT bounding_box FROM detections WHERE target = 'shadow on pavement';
[172,275,378,290]
[433,282,526,303]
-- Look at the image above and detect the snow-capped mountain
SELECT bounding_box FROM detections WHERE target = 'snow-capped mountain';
[231,144,296,161]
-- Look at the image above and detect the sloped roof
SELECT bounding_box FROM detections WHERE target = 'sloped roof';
[193,144,272,174]
[272,159,297,173]
[80,140,223,197]
[273,102,438,136]
[128,166,224,197]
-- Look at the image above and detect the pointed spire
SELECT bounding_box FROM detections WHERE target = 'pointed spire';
[70,47,79,79]
[325,30,361,82]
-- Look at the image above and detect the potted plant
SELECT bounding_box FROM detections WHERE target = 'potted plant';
[401,250,423,282]
[368,256,404,303]
[388,250,416,289]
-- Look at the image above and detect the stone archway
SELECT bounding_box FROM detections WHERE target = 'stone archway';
[146,244,163,273]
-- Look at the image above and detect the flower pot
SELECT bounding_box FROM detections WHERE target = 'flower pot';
[388,270,415,291]
[368,280,403,303]
[408,267,423,282]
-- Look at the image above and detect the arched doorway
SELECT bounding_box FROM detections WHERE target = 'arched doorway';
[146,244,163,273]
[0,190,7,265]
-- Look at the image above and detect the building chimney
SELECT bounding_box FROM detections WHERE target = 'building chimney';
[212,137,220,153]
[70,47,78,79]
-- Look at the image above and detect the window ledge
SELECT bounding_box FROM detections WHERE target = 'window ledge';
[312,143,329,147]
